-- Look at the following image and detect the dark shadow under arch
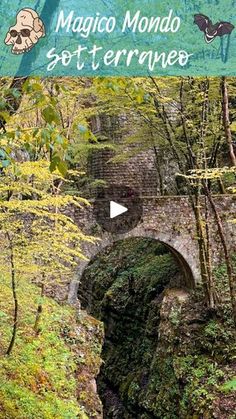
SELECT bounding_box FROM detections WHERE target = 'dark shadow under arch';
[77,236,195,312]
[159,241,195,289]
[83,236,194,289]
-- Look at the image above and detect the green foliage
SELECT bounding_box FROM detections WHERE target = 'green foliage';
[174,355,224,416]
[0,160,94,314]
[221,377,236,393]
[0,278,89,419]
[0,77,101,176]
[42,105,60,125]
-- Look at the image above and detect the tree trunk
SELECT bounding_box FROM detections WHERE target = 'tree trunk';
[221,76,236,166]
[6,239,18,356]
[152,145,164,195]
[204,184,236,325]
[203,194,217,308]
[34,281,45,336]
[193,187,212,305]
[0,77,27,132]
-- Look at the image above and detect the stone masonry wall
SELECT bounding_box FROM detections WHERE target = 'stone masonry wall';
[67,195,236,304]
[88,147,159,196]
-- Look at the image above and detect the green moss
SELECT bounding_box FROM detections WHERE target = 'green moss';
[0,276,103,419]
[80,240,236,418]
[221,377,236,393]
[81,238,183,418]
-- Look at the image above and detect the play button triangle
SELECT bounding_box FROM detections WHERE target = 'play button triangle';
[110,201,128,219]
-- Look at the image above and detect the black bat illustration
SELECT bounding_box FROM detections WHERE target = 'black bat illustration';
[194,14,234,43]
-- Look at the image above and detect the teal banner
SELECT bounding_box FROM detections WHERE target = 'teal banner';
[0,0,236,76]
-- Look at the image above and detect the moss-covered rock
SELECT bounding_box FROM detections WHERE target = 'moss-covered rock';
[79,238,236,419]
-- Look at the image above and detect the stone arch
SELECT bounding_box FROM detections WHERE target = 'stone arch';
[68,226,200,305]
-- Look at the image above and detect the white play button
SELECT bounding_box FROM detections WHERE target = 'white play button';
[110,201,128,219]
[94,184,142,233]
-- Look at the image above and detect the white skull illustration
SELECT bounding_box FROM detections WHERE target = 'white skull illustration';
[5,8,45,55]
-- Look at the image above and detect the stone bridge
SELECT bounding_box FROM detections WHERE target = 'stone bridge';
[68,194,236,304]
